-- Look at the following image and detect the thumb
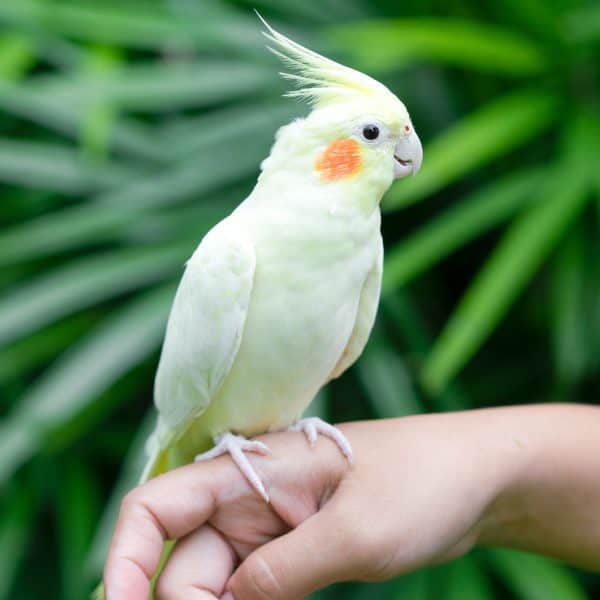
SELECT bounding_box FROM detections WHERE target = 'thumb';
[225,508,351,600]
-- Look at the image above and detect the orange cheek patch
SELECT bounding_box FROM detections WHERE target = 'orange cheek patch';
[314,138,362,182]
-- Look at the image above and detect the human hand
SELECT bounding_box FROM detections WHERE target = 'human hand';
[104,412,518,600]
[104,405,600,599]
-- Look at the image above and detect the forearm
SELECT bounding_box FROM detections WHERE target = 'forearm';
[478,403,600,570]
[103,404,600,600]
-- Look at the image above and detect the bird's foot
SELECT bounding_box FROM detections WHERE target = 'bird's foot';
[195,432,271,502]
[288,417,353,464]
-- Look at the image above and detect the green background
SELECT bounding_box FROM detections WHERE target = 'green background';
[0,0,598,598]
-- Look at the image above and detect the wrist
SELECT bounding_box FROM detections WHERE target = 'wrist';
[473,406,542,548]
[475,403,596,555]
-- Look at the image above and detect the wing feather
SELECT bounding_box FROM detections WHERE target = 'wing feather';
[154,219,255,432]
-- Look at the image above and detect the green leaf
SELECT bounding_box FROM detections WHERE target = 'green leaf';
[486,549,587,600]
[0,183,243,269]
[0,137,140,193]
[0,486,36,600]
[551,229,589,385]
[28,31,84,69]
[0,202,142,268]
[422,133,590,393]
[0,244,187,347]
[0,78,176,162]
[389,570,429,599]
[79,46,122,160]
[56,458,101,600]
[0,0,264,51]
[0,314,91,386]
[159,101,296,163]
[0,284,173,485]
[382,167,546,293]
[566,3,600,42]
[33,60,275,113]
[0,33,36,79]
[85,409,157,580]
[495,0,558,39]
[380,293,430,356]
[118,197,240,245]
[357,334,422,418]
[379,294,468,412]
[303,388,329,419]
[383,89,558,210]
[329,571,429,600]
[328,19,548,75]
[444,556,493,600]
[0,102,292,267]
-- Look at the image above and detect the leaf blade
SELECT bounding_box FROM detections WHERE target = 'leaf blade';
[383,89,558,210]
[328,19,549,75]
[0,0,264,51]
[0,284,174,485]
[551,229,589,385]
[0,486,36,600]
[32,61,276,113]
[382,167,546,293]
[0,102,293,267]
[85,409,157,580]
[422,139,590,392]
[0,137,140,193]
[357,333,422,418]
[486,549,587,600]
[0,245,187,347]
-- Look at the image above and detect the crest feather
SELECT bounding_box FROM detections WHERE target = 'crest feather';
[257,14,395,108]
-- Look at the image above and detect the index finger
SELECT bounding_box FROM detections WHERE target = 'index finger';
[104,458,241,600]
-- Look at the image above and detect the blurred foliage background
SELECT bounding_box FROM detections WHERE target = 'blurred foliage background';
[0,0,598,598]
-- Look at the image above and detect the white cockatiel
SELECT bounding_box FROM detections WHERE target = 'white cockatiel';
[144,21,423,501]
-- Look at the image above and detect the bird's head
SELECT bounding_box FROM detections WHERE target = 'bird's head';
[260,19,422,197]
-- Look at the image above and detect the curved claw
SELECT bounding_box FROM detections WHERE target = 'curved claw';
[195,432,271,502]
[288,417,354,464]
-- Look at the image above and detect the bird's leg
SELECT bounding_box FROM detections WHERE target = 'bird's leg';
[194,432,271,502]
[288,417,353,464]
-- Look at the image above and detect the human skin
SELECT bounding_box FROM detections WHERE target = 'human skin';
[104,403,600,600]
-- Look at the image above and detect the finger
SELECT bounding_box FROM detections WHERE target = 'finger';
[225,506,351,600]
[104,459,242,600]
[155,525,236,600]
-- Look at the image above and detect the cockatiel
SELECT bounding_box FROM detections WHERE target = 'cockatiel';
[145,21,423,499]
[94,19,422,600]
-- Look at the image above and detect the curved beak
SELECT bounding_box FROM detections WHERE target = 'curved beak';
[393,130,423,179]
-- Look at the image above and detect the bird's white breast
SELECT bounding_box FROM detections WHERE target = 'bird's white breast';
[198,197,381,438]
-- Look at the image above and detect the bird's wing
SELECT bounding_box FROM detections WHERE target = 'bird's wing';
[328,237,383,380]
[154,219,256,432]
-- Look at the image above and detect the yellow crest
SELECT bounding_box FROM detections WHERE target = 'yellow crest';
[258,14,400,111]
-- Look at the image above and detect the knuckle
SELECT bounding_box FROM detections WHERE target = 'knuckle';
[119,488,141,515]
[234,553,282,600]
[117,486,167,539]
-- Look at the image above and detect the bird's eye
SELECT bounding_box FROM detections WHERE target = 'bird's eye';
[361,124,380,141]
